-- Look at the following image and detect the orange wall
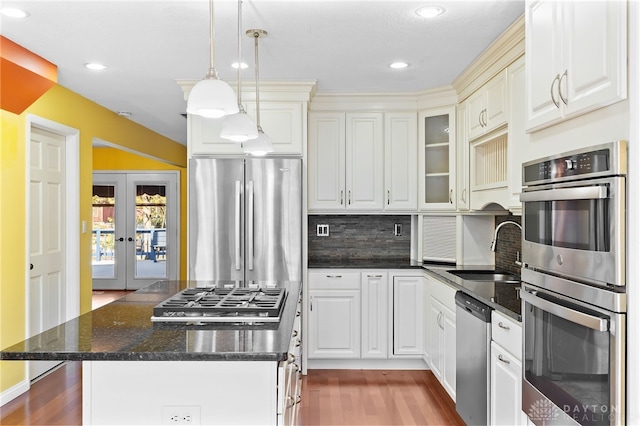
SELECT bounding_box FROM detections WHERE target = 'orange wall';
[0,85,186,393]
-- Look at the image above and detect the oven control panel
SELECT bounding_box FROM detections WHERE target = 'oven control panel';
[523,141,626,186]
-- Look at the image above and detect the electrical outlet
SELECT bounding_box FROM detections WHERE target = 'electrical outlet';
[162,406,201,425]
[394,223,402,236]
[316,224,329,236]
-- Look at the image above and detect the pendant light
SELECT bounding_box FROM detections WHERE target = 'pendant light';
[219,0,258,142]
[186,0,239,119]
[243,29,273,156]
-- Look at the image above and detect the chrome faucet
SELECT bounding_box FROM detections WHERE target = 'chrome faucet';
[490,220,522,252]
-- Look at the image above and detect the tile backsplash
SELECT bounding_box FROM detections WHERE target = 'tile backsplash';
[308,215,411,262]
[494,215,522,276]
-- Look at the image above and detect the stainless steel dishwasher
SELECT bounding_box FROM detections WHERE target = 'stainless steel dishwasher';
[455,291,492,426]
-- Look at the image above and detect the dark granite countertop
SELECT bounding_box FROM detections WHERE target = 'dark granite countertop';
[309,260,521,321]
[421,265,522,322]
[0,280,301,362]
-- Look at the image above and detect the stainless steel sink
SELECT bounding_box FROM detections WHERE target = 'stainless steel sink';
[447,270,520,283]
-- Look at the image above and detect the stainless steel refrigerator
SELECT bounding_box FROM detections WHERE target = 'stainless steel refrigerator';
[188,157,302,282]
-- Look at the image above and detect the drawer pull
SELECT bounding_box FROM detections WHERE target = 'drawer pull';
[498,354,510,364]
[367,274,383,278]
[326,275,342,278]
[498,321,510,330]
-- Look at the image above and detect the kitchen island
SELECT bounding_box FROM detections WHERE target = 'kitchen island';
[0,280,302,425]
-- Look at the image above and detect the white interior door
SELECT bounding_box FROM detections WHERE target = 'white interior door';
[92,172,179,290]
[29,127,66,380]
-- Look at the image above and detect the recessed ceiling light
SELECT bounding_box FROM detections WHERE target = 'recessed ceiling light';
[0,7,30,18]
[85,62,107,71]
[232,62,249,69]
[416,6,445,19]
[390,62,409,69]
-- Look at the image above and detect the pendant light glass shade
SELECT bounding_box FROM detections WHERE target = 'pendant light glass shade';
[220,106,258,142]
[186,0,238,118]
[243,126,272,156]
[187,78,238,118]
[220,0,258,142]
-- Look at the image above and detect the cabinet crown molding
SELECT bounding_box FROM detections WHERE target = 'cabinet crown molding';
[453,15,525,102]
[176,79,318,102]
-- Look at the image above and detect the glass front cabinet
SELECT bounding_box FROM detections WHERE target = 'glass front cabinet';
[418,106,456,211]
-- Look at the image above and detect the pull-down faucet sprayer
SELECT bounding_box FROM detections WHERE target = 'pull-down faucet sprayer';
[490,220,522,252]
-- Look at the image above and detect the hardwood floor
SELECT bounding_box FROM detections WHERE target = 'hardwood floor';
[297,370,465,425]
[2,292,464,425]
[0,362,82,425]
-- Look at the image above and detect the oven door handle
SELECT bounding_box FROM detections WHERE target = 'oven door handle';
[520,185,607,202]
[521,289,609,332]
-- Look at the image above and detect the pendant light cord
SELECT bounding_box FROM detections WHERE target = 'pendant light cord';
[236,0,243,107]
[253,31,262,128]
[206,0,219,79]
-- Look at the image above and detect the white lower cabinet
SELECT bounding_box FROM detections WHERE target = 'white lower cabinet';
[361,271,388,359]
[308,269,424,364]
[392,275,424,356]
[425,274,457,400]
[308,271,361,359]
[490,310,526,426]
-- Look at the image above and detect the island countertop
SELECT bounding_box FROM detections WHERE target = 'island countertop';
[0,280,301,362]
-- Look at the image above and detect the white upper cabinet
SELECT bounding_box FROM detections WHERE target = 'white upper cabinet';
[308,112,346,210]
[384,113,418,211]
[418,106,457,211]
[189,101,305,156]
[466,70,508,141]
[525,0,627,132]
[345,112,385,210]
[456,103,470,211]
[309,111,415,212]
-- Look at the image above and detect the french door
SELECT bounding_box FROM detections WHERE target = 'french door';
[92,172,179,290]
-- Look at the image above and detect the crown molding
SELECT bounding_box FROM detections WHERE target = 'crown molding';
[453,14,525,102]
[176,79,318,103]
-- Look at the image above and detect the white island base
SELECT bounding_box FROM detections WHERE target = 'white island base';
[82,360,285,425]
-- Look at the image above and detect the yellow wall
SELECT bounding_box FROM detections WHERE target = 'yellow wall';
[0,85,186,393]
[92,148,187,281]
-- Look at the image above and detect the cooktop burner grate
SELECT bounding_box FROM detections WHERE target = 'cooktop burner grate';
[151,287,287,323]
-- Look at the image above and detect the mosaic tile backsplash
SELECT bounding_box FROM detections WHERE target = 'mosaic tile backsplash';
[494,215,522,276]
[308,215,411,262]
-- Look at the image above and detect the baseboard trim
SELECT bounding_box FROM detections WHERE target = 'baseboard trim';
[307,358,428,370]
[0,378,29,407]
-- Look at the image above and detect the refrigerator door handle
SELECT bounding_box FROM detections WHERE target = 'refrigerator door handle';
[248,180,255,271]
[235,180,242,270]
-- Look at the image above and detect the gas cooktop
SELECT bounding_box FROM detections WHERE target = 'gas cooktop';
[151,286,287,323]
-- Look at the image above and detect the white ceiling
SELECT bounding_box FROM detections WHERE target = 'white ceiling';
[1,0,524,145]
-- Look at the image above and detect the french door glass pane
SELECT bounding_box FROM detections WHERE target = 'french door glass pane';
[135,184,167,278]
[92,185,116,279]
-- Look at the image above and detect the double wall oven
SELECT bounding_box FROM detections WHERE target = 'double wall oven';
[520,141,627,426]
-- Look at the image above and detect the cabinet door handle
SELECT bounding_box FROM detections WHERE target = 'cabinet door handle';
[437,311,444,330]
[348,190,351,205]
[550,74,561,108]
[310,296,313,311]
[340,190,344,205]
[498,321,510,330]
[462,188,466,203]
[482,108,487,127]
[558,69,568,106]
[498,354,511,364]
[449,189,453,204]
[387,190,390,205]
